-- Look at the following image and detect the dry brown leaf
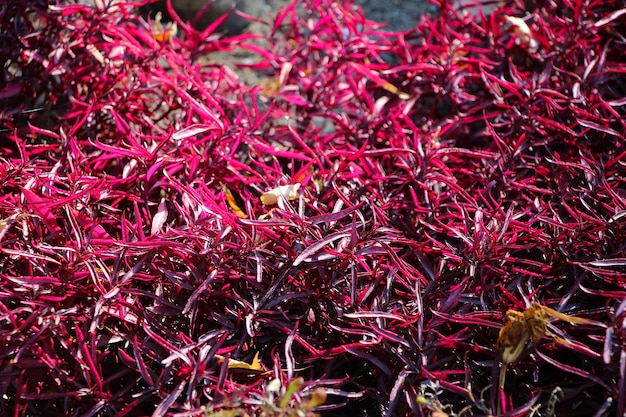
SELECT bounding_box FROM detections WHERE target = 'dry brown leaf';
[497,302,591,388]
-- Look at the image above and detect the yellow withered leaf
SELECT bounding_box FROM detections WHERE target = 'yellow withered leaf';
[540,304,592,325]
[152,12,177,42]
[260,184,301,206]
[223,186,248,218]
[307,387,327,408]
[0,217,10,235]
[214,352,263,372]
[381,81,410,100]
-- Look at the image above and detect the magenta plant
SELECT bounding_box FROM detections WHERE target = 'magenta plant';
[1,0,625,416]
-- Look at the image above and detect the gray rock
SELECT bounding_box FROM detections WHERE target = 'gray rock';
[355,0,439,32]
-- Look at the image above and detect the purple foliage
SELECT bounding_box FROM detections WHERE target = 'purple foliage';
[1,0,625,416]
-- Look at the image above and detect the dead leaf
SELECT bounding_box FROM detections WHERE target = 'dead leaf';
[260,184,301,206]
[152,12,177,42]
[504,15,538,53]
[497,302,591,388]
[307,387,327,408]
[214,352,263,372]
[223,186,248,218]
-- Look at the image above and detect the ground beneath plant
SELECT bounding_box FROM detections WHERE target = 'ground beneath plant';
[198,0,497,88]
[201,0,441,89]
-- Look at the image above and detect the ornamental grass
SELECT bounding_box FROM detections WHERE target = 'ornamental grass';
[1,0,625,416]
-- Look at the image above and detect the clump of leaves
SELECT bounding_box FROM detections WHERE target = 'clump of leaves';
[202,377,326,417]
[1,0,625,416]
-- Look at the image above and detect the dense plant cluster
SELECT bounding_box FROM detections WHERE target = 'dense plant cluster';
[1,0,625,416]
